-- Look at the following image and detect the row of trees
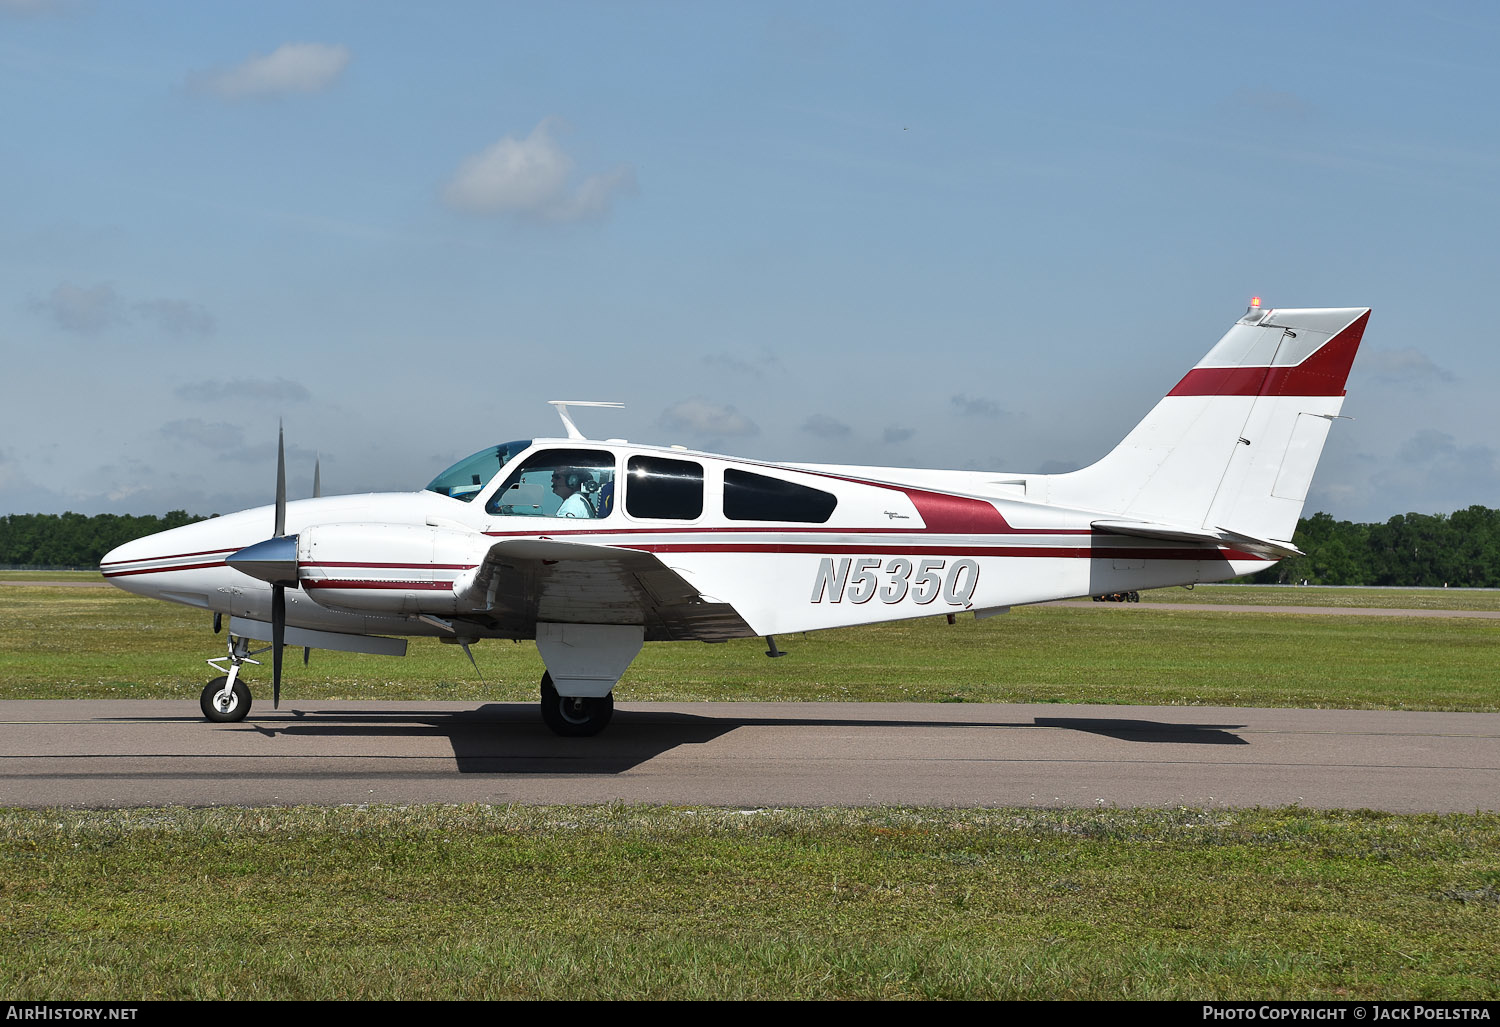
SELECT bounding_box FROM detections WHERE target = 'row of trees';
[1245,506,1500,587]
[0,511,208,569]
[3,506,1499,587]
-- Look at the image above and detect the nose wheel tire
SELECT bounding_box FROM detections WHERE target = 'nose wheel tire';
[539,672,614,737]
[200,675,251,723]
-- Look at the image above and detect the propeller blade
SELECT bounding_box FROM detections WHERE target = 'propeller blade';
[272,583,285,709]
[312,455,321,499]
[275,422,287,538]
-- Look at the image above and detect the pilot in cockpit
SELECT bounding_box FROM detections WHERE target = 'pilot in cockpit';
[551,468,596,518]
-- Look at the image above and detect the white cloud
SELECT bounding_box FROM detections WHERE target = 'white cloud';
[194,43,351,99]
[136,299,215,338]
[1359,347,1455,386]
[563,166,636,220]
[160,419,245,451]
[442,120,635,222]
[951,393,1005,418]
[802,413,851,438]
[1220,86,1318,124]
[174,377,311,404]
[660,399,759,439]
[1367,430,1500,514]
[703,350,784,378]
[29,282,126,334]
[29,282,216,339]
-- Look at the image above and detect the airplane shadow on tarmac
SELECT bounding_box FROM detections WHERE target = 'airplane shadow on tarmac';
[219,704,1249,775]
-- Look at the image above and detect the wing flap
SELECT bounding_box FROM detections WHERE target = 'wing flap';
[458,536,755,642]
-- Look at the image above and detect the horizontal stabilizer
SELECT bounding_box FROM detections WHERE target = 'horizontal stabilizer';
[1214,527,1303,560]
[1091,519,1302,560]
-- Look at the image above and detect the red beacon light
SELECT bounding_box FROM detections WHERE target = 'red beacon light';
[1250,296,1261,308]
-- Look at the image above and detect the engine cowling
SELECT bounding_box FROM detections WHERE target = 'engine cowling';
[295,521,491,615]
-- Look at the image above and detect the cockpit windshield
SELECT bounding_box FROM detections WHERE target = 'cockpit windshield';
[424,440,532,502]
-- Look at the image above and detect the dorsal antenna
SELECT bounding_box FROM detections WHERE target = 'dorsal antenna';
[548,400,624,441]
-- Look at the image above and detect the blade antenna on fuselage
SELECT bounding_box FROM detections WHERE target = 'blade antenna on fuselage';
[547,400,624,442]
[460,642,485,685]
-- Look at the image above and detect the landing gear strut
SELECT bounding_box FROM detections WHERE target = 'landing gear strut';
[200,635,264,723]
[539,672,613,737]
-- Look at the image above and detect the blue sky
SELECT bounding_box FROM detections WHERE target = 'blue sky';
[2,0,1496,523]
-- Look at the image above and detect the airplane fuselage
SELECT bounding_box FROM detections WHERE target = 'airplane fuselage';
[98,305,1371,731]
[102,441,1269,643]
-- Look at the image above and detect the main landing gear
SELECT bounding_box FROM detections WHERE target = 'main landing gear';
[539,672,614,737]
[200,635,266,723]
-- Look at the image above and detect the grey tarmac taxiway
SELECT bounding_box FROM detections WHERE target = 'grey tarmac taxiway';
[2,700,1495,812]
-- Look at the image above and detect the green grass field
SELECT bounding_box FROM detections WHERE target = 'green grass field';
[3,805,1498,1000]
[3,579,1497,710]
[1138,583,1500,612]
[3,576,1498,999]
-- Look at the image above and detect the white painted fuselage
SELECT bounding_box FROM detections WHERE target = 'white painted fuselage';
[100,448,1271,641]
[101,304,1371,711]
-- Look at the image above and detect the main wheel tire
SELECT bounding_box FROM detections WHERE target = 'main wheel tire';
[200,675,251,723]
[539,672,614,737]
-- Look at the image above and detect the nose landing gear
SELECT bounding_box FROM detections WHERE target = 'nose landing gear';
[200,635,267,723]
[200,675,252,722]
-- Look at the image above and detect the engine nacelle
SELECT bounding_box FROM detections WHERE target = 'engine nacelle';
[296,521,490,615]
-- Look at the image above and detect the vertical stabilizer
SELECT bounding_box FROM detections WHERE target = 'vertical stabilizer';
[1045,306,1369,545]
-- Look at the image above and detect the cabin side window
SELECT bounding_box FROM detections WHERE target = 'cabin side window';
[625,456,704,520]
[485,449,617,519]
[723,468,837,523]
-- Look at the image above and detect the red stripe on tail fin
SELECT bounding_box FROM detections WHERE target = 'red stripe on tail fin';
[1168,309,1369,398]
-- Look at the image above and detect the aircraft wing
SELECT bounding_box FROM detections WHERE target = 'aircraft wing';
[1091,519,1303,560]
[454,537,756,642]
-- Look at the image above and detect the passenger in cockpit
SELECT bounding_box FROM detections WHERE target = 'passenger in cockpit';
[551,469,596,518]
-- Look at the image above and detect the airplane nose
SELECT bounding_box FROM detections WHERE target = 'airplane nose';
[99,516,249,591]
[100,534,158,574]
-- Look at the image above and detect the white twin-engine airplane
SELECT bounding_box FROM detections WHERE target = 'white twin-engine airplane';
[103,302,1369,736]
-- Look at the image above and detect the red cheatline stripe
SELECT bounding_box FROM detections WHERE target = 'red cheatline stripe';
[482,525,1094,538]
[301,579,455,591]
[102,560,229,578]
[301,561,476,570]
[624,543,1267,562]
[100,546,238,567]
[101,544,1271,581]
